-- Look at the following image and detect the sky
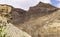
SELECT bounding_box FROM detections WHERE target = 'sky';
[0,0,60,10]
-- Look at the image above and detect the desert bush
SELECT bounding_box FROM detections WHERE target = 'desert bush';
[0,22,12,37]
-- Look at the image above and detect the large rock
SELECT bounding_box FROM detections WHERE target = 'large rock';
[5,23,32,37]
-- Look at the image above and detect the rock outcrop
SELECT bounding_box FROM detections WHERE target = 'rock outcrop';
[0,4,31,37]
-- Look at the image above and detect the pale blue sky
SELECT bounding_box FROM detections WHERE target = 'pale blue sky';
[50,0,60,8]
[0,0,60,10]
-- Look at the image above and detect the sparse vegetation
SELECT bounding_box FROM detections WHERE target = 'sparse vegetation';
[0,22,12,37]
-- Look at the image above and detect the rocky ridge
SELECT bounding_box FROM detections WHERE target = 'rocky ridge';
[0,2,60,37]
[11,2,60,37]
[10,2,60,37]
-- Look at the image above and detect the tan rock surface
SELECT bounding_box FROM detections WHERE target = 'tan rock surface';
[5,23,31,37]
[39,11,60,37]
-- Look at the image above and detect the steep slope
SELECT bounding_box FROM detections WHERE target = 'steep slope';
[12,2,60,37]
[39,10,60,37]
[0,16,31,37]
[26,2,58,20]
[10,2,59,25]
[1,2,60,37]
[0,4,31,37]
[11,8,26,24]
[15,10,60,37]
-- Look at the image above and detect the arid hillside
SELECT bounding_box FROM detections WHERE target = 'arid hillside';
[0,2,60,37]
[8,2,60,37]
[10,2,59,25]
[9,2,60,37]
[0,4,31,37]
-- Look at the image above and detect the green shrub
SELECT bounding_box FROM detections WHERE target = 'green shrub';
[0,24,12,37]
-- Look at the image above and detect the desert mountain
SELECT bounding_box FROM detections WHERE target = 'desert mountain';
[8,2,60,37]
[10,2,59,25]
[10,2,60,37]
[0,2,60,37]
